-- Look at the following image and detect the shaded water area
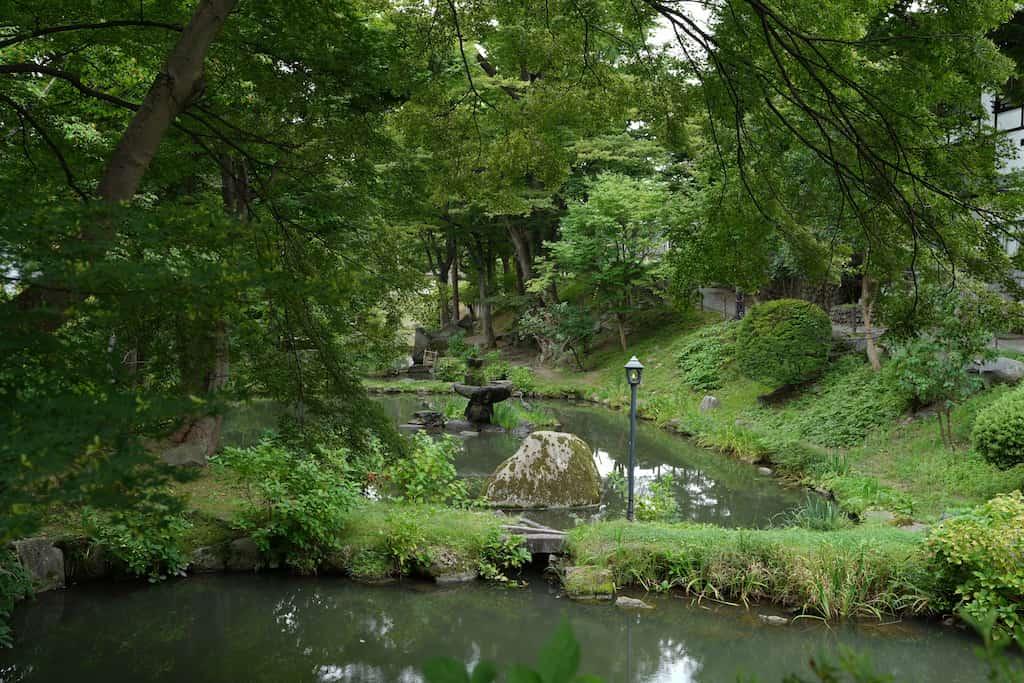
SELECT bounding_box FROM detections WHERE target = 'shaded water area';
[374,394,804,528]
[0,574,998,682]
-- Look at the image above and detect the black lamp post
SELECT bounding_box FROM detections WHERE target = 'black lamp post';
[624,355,644,521]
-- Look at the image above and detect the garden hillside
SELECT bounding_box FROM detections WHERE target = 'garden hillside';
[390,305,1024,523]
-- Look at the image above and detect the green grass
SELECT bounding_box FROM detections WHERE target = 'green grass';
[333,501,508,580]
[530,318,1024,522]
[569,520,930,619]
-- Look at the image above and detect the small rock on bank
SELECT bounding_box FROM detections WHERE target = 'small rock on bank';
[615,596,654,610]
[758,614,789,626]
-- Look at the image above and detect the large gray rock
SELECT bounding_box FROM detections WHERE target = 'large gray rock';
[974,356,1024,385]
[484,431,600,508]
[453,382,513,424]
[190,545,228,573]
[13,538,65,591]
[226,537,263,572]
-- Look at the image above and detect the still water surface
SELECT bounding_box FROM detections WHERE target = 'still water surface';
[374,395,804,528]
[0,574,997,682]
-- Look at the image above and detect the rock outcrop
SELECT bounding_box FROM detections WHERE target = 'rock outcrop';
[484,431,600,508]
[13,538,65,592]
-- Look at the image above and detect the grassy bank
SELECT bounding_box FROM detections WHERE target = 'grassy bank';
[372,309,1024,522]
[568,520,929,620]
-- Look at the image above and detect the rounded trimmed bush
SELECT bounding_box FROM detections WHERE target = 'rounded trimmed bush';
[737,299,831,387]
[972,388,1024,469]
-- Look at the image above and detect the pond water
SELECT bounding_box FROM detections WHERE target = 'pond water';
[373,394,804,529]
[0,574,999,682]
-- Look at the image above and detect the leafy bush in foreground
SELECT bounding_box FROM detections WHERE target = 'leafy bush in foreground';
[737,299,831,387]
[215,441,360,572]
[674,321,739,391]
[926,491,1024,640]
[0,549,33,648]
[972,388,1024,469]
[83,498,192,582]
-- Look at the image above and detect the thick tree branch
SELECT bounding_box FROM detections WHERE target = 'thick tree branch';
[0,20,182,49]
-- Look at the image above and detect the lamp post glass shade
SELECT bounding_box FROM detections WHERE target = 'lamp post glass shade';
[625,356,644,385]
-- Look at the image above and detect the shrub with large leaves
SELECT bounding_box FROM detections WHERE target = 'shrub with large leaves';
[973,388,1024,469]
[385,433,469,507]
[737,299,831,387]
[215,441,360,573]
[926,492,1024,640]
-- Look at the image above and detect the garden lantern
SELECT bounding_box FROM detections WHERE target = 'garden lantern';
[624,356,643,521]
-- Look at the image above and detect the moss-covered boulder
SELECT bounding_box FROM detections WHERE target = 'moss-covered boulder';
[484,431,600,508]
[563,565,615,600]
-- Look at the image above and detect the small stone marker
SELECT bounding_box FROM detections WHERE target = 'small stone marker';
[699,396,720,413]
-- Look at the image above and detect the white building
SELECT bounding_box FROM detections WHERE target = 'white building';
[982,90,1024,259]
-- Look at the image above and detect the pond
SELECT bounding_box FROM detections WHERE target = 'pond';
[372,394,804,529]
[0,574,998,682]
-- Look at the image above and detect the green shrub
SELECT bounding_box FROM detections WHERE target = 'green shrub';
[973,388,1024,469]
[926,491,1024,640]
[386,433,469,507]
[446,331,473,360]
[508,365,537,393]
[83,502,192,582]
[674,321,739,391]
[433,356,466,382]
[737,299,832,387]
[636,475,680,522]
[484,359,511,382]
[778,495,852,531]
[0,549,33,648]
[476,528,532,583]
[214,441,360,572]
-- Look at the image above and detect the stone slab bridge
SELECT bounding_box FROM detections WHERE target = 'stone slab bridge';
[502,517,567,555]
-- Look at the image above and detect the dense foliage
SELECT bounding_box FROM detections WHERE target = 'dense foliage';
[973,388,1024,468]
[385,433,469,507]
[214,442,363,573]
[674,321,739,391]
[0,550,33,648]
[927,492,1024,640]
[769,356,905,448]
[82,503,192,582]
[737,300,832,387]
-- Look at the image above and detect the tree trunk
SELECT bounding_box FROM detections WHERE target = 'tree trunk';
[506,221,534,286]
[162,150,242,465]
[478,267,495,348]
[448,236,460,321]
[617,313,628,352]
[97,0,239,203]
[861,271,882,371]
[14,0,239,327]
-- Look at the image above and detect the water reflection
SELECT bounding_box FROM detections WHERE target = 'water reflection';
[0,575,1002,682]
[375,395,803,529]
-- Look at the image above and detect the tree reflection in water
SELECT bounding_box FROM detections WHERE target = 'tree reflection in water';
[0,575,997,683]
